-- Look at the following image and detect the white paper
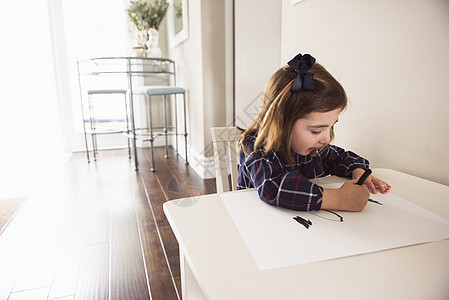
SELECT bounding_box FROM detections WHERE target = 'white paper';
[221,184,449,270]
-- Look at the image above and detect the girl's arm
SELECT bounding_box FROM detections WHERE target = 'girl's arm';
[241,156,370,212]
[239,151,324,211]
[321,146,391,195]
[321,145,391,194]
[320,145,370,178]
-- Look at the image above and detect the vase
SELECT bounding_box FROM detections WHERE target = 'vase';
[133,30,148,57]
[146,27,162,57]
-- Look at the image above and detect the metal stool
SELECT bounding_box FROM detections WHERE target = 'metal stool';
[130,86,188,171]
[82,89,131,162]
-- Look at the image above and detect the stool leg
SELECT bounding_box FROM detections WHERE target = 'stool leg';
[124,92,131,158]
[127,60,138,169]
[163,94,169,159]
[88,94,97,161]
[92,133,97,161]
[183,93,188,164]
[148,95,155,171]
[83,95,91,163]
[175,94,179,155]
[92,105,98,161]
[129,92,138,170]
[83,129,90,163]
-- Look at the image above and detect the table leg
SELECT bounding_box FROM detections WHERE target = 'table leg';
[183,93,188,164]
[163,94,168,158]
[148,95,155,172]
[179,246,206,299]
[175,95,178,155]
[127,58,139,170]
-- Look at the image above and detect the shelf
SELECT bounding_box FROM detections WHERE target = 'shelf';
[85,128,129,135]
[125,128,184,142]
[83,71,174,76]
[78,57,176,78]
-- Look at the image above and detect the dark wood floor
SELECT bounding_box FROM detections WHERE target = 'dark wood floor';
[0,147,216,299]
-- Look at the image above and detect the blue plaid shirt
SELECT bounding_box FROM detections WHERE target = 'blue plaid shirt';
[237,135,369,211]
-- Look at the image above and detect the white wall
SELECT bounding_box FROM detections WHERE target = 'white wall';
[171,0,449,184]
[170,0,282,178]
[168,0,227,178]
[234,0,282,128]
[201,0,226,155]
[279,0,449,185]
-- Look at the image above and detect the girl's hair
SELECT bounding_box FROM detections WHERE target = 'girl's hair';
[239,62,347,165]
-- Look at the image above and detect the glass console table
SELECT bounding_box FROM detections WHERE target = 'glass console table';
[77,57,188,170]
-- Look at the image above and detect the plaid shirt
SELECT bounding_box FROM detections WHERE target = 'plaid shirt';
[237,135,369,211]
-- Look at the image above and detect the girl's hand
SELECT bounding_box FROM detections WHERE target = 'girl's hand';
[322,180,369,212]
[352,168,391,194]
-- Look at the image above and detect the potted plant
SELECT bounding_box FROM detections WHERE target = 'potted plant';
[127,0,169,56]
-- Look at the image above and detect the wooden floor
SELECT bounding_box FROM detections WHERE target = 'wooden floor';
[0,147,216,300]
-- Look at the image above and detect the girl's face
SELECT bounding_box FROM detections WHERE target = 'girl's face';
[290,109,342,155]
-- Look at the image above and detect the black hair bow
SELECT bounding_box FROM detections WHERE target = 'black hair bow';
[287,53,316,92]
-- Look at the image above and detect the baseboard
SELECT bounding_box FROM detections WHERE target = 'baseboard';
[186,146,216,179]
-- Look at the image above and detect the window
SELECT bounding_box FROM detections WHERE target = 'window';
[61,0,130,140]
[0,0,64,159]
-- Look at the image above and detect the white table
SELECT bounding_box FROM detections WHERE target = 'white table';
[163,169,449,299]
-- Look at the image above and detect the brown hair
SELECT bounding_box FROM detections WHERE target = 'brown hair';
[239,62,347,165]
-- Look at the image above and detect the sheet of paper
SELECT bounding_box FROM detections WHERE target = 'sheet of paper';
[221,183,449,270]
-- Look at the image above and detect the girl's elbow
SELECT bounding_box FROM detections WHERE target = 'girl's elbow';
[257,189,278,206]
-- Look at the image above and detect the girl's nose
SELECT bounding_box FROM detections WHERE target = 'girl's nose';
[320,132,331,145]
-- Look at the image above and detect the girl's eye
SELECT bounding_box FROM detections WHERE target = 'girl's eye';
[311,131,321,135]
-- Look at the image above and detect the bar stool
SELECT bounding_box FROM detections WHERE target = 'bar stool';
[130,86,188,171]
[82,89,131,162]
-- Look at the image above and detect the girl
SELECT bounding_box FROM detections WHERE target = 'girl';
[237,53,391,212]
